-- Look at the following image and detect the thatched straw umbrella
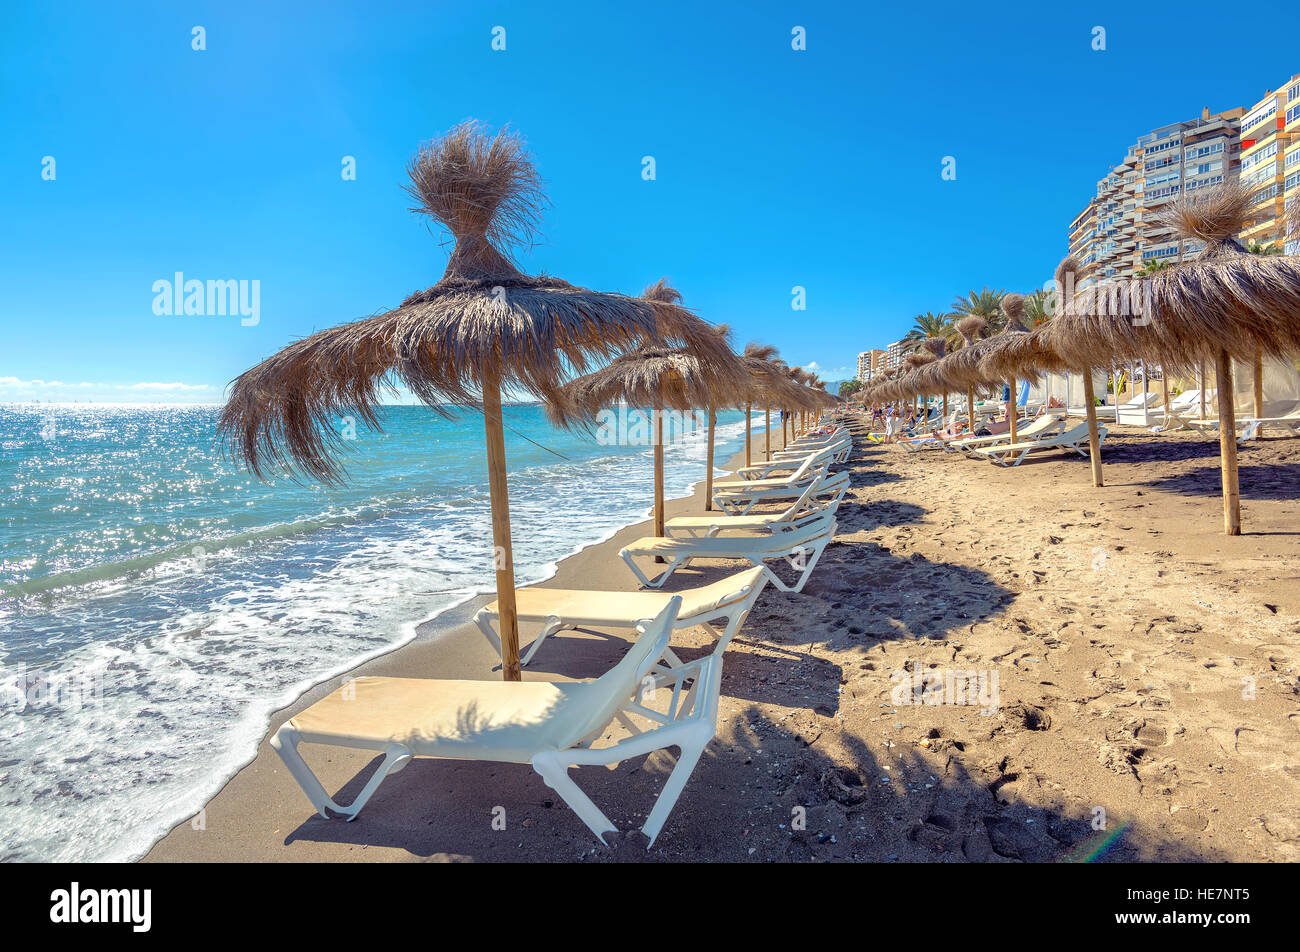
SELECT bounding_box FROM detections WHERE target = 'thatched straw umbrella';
[1141,182,1300,534]
[1048,183,1300,529]
[738,342,790,468]
[953,315,991,430]
[921,337,949,420]
[548,282,746,533]
[803,374,832,434]
[1037,255,1114,486]
[786,368,823,445]
[804,378,835,434]
[782,366,808,451]
[219,122,720,681]
[978,294,1031,446]
[896,352,935,421]
[697,322,740,511]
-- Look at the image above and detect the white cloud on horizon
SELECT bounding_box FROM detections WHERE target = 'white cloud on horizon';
[802,362,852,381]
[0,376,217,403]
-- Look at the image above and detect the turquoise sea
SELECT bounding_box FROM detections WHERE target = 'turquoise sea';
[0,403,755,862]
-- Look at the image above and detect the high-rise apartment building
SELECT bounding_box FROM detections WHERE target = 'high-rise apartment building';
[857,349,886,382]
[1239,74,1300,251]
[1068,106,1244,278]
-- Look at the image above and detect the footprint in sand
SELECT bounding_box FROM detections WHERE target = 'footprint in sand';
[1108,717,1179,748]
[1205,724,1292,771]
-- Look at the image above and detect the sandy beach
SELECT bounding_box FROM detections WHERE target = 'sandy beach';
[140,417,1300,863]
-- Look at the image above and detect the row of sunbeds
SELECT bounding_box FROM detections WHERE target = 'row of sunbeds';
[270,421,853,847]
[893,411,1105,467]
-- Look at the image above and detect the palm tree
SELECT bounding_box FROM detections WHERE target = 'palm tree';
[1245,240,1283,256]
[1139,258,1171,275]
[1023,288,1054,327]
[902,311,955,350]
[951,288,1005,334]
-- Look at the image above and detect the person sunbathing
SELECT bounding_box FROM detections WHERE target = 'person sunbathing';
[973,418,1014,437]
[900,419,967,443]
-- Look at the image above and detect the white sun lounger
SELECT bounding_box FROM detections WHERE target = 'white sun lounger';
[713,469,848,515]
[1187,414,1300,439]
[898,426,969,452]
[771,434,851,458]
[734,443,842,481]
[620,512,836,592]
[711,460,830,510]
[474,565,773,668]
[273,599,717,847]
[665,474,837,537]
[775,429,851,453]
[786,426,846,447]
[1150,389,1209,416]
[944,414,1065,455]
[730,441,842,481]
[1115,391,1171,426]
[973,422,1105,467]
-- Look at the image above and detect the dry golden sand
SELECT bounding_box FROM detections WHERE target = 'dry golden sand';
[144,419,1300,863]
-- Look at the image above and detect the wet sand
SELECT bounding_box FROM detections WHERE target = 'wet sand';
[143,417,1300,862]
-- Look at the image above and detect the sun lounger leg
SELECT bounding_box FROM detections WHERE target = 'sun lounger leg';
[473,609,502,658]
[640,724,711,846]
[530,753,619,845]
[760,536,830,593]
[620,550,684,589]
[520,616,565,667]
[789,536,830,592]
[271,726,411,821]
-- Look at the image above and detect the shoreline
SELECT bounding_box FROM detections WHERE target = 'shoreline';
[140,421,790,862]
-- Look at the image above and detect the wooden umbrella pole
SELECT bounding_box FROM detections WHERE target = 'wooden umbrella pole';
[745,402,752,468]
[764,404,771,461]
[967,386,975,432]
[1199,360,1207,419]
[705,408,716,512]
[942,392,948,423]
[482,373,521,682]
[1216,350,1241,535]
[1007,380,1018,446]
[1082,369,1103,488]
[653,407,665,537]
[1161,373,1170,418]
[1253,349,1264,419]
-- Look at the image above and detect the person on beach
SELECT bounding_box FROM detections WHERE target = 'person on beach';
[884,406,901,443]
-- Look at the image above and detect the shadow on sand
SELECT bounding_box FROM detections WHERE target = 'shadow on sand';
[279,698,1208,862]
[1138,462,1300,501]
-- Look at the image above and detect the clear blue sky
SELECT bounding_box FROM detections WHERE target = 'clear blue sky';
[2,0,1295,402]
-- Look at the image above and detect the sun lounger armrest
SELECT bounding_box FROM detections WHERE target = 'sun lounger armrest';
[592,654,721,740]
